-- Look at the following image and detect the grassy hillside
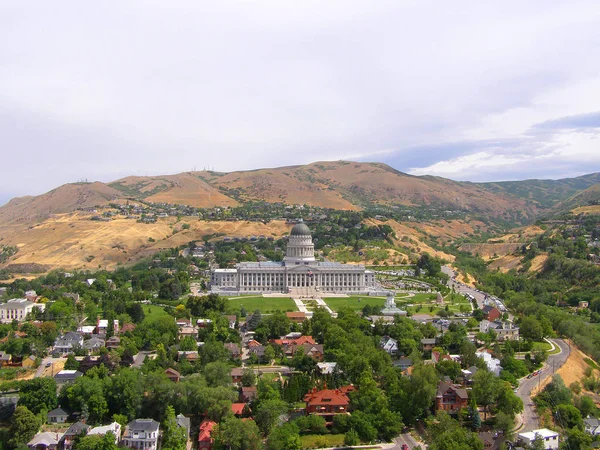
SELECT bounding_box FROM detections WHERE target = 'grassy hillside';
[476,172,600,209]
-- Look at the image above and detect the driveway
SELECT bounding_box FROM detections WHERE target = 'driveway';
[516,339,570,431]
[35,356,66,378]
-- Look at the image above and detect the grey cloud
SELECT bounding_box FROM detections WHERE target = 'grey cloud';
[533,111,600,130]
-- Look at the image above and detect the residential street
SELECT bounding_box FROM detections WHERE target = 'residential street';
[516,339,570,432]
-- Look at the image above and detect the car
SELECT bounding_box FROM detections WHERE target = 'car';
[527,374,533,379]
[45,362,52,367]
[401,445,409,450]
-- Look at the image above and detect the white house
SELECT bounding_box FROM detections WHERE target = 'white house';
[88,422,122,444]
[0,298,45,323]
[122,419,160,450]
[518,428,559,450]
[475,351,502,376]
[584,417,600,435]
[380,336,399,355]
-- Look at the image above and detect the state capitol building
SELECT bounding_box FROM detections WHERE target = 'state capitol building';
[210,223,375,294]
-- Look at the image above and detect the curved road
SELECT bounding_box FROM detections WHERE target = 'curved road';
[442,266,572,431]
[517,339,570,431]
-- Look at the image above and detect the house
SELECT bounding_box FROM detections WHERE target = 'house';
[231,367,244,383]
[478,432,503,450]
[0,351,11,366]
[122,419,160,450]
[178,351,200,362]
[54,370,83,388]
[579,301,589,309]
[106,336,121,349]
[61,422,90,450]
[231,403,247,417]
[178,326,199,339]
[476,351,502,376]
[96,318,119,336]
[435,381,469,413]
[393,357,413,371]
[176,414,191,448]
[47,407,68,423]
[286,312,307,324]
[584,417,600,435]
[248,345,266,360]
[298,343,324,361]
[241,386,258,403]
[461,366,479,384]
[304,386,354,423]
[316,362,338,375]
[27,432,63,450]
[165,368,181,382]
[224,343,241,359]
[78,325,96,336]
[518,428,559,450]
[0,298,45,323]
[380,336,399,355]
[22,355,37,368]
[482,305,501,321]
[53,332,83,355]
[480,320,519,341]
[225,315,237,329]
[88,422,122,443]
[421,338,437,351]
[83,337,105,354]
[198,419,217,450]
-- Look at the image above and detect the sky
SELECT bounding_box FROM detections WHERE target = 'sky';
[2,1,600,205]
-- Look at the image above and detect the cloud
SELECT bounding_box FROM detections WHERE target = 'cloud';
[533,111,600,130]
[1,0,600,203]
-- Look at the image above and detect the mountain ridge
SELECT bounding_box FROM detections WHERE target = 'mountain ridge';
[1,161,599,228]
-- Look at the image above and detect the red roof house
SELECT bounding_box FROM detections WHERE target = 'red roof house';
[198,419,217,450]
[303,385,354,422]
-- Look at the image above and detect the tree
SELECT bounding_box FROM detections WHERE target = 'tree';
[472,370,499,419]
[520,317,543,340]
[64,354,80,370]
[17,377,58,414]
[266,423,301,450]
[344,429,360,446]
[564,427,592,450]
[555,404,583,430]
[255,399,288,436]
[214,416,263,450]
[493,411,514,438]
[75,432,118,450]
[495,382,523,418]
[161,406,187,450]
[9,406,41,448]
[241,368,256,387]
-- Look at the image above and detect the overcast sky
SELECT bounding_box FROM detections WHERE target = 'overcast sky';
[2,1,600,205]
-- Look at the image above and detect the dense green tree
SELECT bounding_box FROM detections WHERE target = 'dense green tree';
[555,404,583,430]
[17,377,57,414]
[254,399,288,436]
[9,406,41,448]
[161,406,187,450]
[495,382,524,418]
[266,422,301,450]
[75,432,118,450]
[472,370,499,419]
[64,354,80,370]
[214,416,263,450]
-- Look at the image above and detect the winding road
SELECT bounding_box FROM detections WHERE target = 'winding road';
[516,339,570,431]
[441,266,572,431]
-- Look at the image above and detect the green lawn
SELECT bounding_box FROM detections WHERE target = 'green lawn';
[324,296,387,311]
[226,296,297,313]
[299,434,345,449]
[142,304,171,322]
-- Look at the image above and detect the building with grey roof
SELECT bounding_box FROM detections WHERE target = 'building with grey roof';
[122,419,160,450]
[211,223,375,294]
[0,298,45,323]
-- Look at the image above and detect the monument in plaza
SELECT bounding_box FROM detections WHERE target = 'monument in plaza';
[210,222,376,294]
[380,292,407,316]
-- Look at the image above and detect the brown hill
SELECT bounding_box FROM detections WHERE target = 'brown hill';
[0,182,122,225]
[0,161,543,228]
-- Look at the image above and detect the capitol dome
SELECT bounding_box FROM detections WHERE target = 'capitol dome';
[290,222,311,236]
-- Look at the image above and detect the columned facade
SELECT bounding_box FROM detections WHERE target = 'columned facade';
[211,223,375,294]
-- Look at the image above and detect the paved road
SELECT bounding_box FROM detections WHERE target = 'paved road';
[392,433,421,449]
[441,266,486,309]
[35,356,65,378]
[517,339,570,432]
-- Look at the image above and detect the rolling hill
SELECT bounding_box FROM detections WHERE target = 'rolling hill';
[1,161,599,274]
